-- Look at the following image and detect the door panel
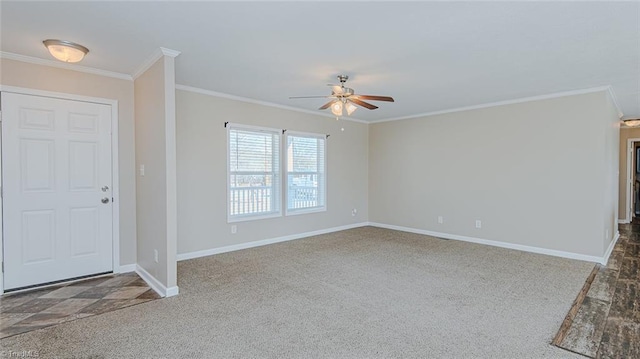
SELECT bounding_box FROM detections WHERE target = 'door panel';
[22,210,55,264]
[19,108,55,131]
[68,112,98,134]
[21,138,56,192]
[2,92,113,290]
[70,207,99,257]
[69,141,98,190]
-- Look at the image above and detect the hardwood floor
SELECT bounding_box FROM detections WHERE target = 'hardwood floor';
[554,223,640,358]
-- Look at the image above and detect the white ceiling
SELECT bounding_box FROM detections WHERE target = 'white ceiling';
[1,1,638,122]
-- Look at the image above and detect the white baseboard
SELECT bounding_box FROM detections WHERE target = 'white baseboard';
[165,286,179,297]
[368,222,605,264]
[135,264,179,298]
[177,222,369,261]
[601,231,620,265]
[176,220,611,267]
[116,264,136,273]
[618,219,631,224]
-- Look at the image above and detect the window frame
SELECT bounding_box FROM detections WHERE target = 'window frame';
[227,123,282,223]
[284,130,327,216]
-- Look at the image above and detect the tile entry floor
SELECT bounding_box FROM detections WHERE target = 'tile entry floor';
[555,223,640,358]
[0,272,160,339]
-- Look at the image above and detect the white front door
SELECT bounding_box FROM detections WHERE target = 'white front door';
[1,92,113,290]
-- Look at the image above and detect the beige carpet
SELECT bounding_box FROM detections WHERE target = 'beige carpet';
[1,227,591,358]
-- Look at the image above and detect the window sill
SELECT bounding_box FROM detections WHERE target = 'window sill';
[285,207,326,217]
[227,212,282,223]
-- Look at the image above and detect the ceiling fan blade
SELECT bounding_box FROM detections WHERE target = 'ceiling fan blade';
[355,95,395,102]
[350,98,378,110]
[289,96,334,99]
[318,100,336,110]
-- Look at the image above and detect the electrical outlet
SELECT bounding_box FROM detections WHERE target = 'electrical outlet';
[351,209,357,217]
[153,249,158,263]
[437,216,444,224]
[139,164,145,177]
[231,225,237,234]
[475,220,482,229]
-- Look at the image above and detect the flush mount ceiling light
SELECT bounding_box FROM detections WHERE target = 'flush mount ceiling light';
[43,39,89,63]
[624,119,640,127]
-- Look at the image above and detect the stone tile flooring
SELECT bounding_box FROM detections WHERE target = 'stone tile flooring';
[555,223,640,358]
[0,272,160,339]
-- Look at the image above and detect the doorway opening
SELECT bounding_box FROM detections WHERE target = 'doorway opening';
[625,138,640,223]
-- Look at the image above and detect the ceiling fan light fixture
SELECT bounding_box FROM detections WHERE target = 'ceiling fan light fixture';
[290,74,394,119]
[43,39,89,63]
[345,101,357,116]
[331,101,343,116]
[624,119,640,127]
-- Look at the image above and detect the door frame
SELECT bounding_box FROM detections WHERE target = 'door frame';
[0,85,120,294]
[624,138,640,224]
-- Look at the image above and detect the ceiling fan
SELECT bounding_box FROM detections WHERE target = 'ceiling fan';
[289,75,394,118]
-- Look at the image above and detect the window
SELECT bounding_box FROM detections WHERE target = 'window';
[285,132,326,214]
[227,125,327,221]
[228,124,281,222]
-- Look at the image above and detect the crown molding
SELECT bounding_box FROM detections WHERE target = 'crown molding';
[605,86,625,119]
[132,47,181,80]
[160,47,181,58]
[132,48,163,80]
[175,84,369,124]
[3,49,626,124]
[371,86,620,124]
[0,51,132,81]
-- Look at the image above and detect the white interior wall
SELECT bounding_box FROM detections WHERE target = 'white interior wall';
[134,55,178,294]
[603,94,621,254]
[175,89,369,256]
[369,90,617,260]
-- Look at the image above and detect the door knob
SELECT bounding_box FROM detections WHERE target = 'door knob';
[101,197,110,204]
[102,185,109,192]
